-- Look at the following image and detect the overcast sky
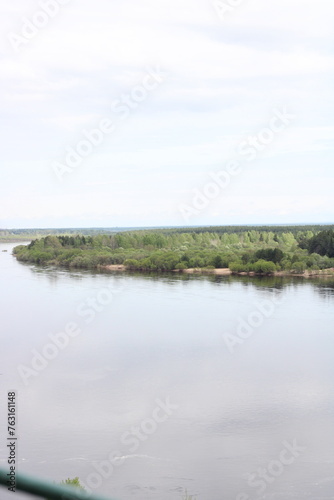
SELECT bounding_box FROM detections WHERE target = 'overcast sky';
[1,0,333,228]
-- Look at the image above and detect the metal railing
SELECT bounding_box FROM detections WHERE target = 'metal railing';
[0,468,115,500]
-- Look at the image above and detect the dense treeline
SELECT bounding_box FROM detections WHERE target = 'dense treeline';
[0,226,145,240]
[153,224,334,236]
[13,227,334,274]
[303,230,334,258]
[3,224,334,240]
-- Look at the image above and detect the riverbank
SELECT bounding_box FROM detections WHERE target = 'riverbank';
[101,265,334,278]
[12,229,334,275]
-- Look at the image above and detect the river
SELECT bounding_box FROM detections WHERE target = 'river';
[0,241,334,500]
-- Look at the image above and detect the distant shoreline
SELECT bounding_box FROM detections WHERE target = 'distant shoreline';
[0,238,31,243]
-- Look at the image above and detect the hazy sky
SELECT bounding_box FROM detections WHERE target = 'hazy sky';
[1,0,333,228]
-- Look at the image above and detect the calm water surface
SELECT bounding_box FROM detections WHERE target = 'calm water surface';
[0,242,334,500]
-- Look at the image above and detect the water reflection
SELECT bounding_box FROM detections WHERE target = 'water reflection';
[312,281,334,301]
[19,260,334,293]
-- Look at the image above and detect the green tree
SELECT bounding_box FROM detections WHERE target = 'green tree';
[291,261,306,274]
[212,255,224,268]
[124,258,140,269]
[229,261,247,273]
[175,261,188,270]
[255,248,284,263]
[307,230,334,258]
[252,259,276,274]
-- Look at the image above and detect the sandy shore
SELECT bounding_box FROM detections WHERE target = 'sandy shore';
[103,265,232,274]
[182,268,334,277]
[181,267,232,275]
[103,264,126,271]
[102,264,334,278]
[274,268,334,278]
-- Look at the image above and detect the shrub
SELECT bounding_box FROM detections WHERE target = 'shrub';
[12,245,26,255]
[212,255,223,268]
[124,258,140,269]
[229,261,247,273]
[68,256,93,268]
[291,261,306,274]
[252,259,276,274]
[138,258,153,270]
[175,261,188,270]
[33,251,53,264]
[281,258,292,271]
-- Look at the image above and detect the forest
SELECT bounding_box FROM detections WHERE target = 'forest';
[12,226,334,274]
[2,223,334,240]
[0,226,145,241]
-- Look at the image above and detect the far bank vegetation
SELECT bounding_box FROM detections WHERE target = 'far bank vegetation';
[13,227,334,275]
